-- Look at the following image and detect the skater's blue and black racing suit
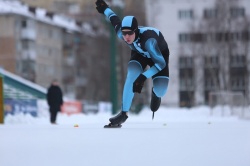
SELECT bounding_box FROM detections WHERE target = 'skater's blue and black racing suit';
[104,8,170,112]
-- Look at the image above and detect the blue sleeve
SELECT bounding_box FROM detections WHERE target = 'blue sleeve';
[104,8,123,39]
[142,38,166,78]
[104,8,116,20]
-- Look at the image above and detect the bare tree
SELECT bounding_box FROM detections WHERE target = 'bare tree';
[180,0,250,105]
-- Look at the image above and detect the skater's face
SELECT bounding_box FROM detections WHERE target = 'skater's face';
[122,29,135,44]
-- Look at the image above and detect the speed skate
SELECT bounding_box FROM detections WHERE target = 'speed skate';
[104,123,122,128]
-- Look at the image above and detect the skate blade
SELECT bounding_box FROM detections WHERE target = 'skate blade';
[104,123,122,128]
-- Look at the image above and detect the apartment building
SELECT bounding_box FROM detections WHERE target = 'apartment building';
[146,0,250,106]
[20,0,91,13]
[0,1,83,97]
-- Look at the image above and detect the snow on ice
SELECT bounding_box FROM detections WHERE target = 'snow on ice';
[0,106,250,166]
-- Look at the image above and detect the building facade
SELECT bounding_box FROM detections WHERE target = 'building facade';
[146,0,250,106]
[0,1,83,98]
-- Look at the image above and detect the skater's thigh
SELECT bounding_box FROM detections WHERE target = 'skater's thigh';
[129,50,148,69]
[127,60,143,79]
[127,51,147,77]
[152,76,169,97]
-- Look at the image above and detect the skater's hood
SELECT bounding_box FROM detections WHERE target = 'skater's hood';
[121,16,139,40]
[121,16,138,31]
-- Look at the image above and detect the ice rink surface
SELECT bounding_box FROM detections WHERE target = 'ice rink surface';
[1,106,250,166]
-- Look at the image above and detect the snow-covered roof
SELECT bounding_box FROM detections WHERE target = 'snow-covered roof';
[0,67,47,94]
[0,0,82,32]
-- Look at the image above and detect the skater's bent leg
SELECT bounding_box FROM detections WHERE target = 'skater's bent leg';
[109,61,142,125]
[122,60,143,111]
[150,77,169,112]
[152,76,169,97]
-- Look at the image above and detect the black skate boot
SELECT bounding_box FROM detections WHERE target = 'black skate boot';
[150,89,161,112]
[104,111,128,128]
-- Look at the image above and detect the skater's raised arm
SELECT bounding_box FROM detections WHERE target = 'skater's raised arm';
[95,0,123,39]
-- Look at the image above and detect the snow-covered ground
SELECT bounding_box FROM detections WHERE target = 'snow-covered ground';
[1,106,250,166]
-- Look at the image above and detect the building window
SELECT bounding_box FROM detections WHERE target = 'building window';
[204,76,219,90]
[179,10,193,19]
[179,91,194,107]
[179,33,191,42]
[180,77,194,90]
[179,32,249,43]
[230,55,245,67]
[203,8,218,19]
[231,32,241,41]
[22,41,29,49]
[231,76,245,90]
[230,7,245,18]
[179,57,193,68]
[22,20,27,28]
[204,56,219,67]
[52,29,61,40]
[179,56,194,91]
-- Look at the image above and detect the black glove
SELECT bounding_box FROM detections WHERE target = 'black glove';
[95,0,109,14]
[133,74,147,93]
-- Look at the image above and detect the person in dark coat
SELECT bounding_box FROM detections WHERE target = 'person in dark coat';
[46,80,63,124]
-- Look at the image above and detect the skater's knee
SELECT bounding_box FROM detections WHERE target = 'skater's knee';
[153,77,169,97]
[153,88,166,97]
[127,61,143,78]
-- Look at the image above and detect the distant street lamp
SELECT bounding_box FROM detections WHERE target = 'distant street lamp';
[109,0,124,115]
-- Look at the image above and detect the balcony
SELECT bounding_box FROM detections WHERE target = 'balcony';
[21,49,36,60]
[21,28,36,40]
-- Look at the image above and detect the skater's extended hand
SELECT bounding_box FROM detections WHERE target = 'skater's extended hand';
[95,0,109,14]
[133,74,147,93]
